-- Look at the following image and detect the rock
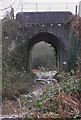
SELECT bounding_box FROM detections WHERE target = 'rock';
[32,85,43,98]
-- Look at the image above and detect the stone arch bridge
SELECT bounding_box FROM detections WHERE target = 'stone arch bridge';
[16,12,73,72]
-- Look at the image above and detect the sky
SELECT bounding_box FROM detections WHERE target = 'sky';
[24,0,80,2]
[0,0,81,18]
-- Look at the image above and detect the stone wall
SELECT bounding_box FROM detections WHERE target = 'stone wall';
[16,12,73,72]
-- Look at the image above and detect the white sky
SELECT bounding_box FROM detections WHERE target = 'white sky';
[0,0,81,18]
[25,0,80,3]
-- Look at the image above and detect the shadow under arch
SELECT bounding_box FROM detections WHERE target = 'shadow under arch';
[26,32,66,72]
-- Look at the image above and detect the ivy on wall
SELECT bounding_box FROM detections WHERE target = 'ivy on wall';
[69,31,79,71]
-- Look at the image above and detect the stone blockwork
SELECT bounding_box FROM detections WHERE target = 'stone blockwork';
[16,12,73,72]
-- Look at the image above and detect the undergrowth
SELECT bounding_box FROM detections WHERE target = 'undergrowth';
[15,72,81,119]
[2,68,35,100]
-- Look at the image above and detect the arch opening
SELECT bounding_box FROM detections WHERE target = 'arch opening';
[31,41,57,71]
[26,32,64,72]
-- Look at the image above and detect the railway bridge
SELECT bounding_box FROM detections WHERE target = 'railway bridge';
[16,11,73,72]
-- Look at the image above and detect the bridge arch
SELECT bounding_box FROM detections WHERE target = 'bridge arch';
[26,32,67,72]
